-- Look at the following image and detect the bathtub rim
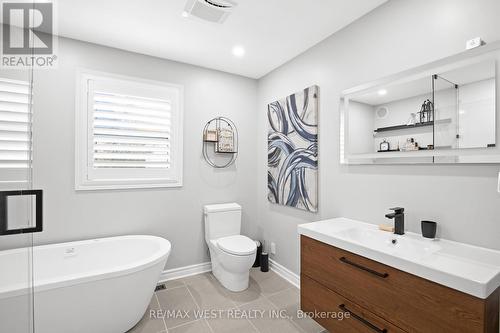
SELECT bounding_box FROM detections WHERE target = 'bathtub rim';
[0,235,171,300]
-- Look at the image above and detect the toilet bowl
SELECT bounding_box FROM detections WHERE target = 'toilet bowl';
[204,203,257,292]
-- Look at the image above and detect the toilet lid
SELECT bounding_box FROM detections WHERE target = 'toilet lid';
[217,235,256,256]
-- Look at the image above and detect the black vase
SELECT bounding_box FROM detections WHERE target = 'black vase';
[421,221,437,239]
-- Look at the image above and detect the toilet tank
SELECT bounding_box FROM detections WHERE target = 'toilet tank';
[204,203,242,241]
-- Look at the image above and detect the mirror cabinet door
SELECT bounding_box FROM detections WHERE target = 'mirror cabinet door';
[341,46,499,164]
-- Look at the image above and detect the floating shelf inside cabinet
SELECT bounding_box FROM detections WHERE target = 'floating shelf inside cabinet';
[377,149,401,153]
[374,121,433,133]
[374,118,452,133]
[377,147,430,153]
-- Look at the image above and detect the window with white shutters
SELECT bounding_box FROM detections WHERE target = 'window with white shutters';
[76,70,183,190]
[0,78,32,185]
[92,91,171,169]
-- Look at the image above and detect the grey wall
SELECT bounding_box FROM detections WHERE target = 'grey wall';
[257,0,500,274]
[0,37,259,270]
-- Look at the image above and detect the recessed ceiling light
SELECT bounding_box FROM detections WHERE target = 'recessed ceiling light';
[378,89,387,96]
[232,45,245,57]
[181,11,189,18]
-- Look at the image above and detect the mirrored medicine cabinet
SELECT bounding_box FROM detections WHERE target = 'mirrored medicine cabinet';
[340,41,500,164]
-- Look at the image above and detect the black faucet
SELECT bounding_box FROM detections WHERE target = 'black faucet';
[385,207,405,235]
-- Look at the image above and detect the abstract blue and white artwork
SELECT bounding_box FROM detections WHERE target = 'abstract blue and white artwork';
[267,85,318,213]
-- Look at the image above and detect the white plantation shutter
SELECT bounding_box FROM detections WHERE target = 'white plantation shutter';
[76,71,183,190]
[0,78,31,173]
[92,91,172,169]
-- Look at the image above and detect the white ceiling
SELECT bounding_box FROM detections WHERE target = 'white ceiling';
[55,0,387,79]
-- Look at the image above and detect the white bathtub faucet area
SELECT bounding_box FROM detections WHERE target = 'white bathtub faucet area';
[0,235,171,333]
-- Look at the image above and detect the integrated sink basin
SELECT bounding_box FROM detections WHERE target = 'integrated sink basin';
[298,217,500,298]
[335,227,441,262]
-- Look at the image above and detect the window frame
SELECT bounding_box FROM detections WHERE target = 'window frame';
[75,69,184,190]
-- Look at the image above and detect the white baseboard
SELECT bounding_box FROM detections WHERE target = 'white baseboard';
[158,259,300,289]
[269,259,300,288]
[159,262,212,282]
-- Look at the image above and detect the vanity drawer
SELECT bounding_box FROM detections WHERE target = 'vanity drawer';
[301,235,498,333]
[301,275,406,333]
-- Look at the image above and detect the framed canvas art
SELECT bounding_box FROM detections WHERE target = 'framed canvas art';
[267,85,318,212]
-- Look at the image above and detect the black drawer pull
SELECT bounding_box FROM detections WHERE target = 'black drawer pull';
[339,256,389,278]
[339,304,388,333]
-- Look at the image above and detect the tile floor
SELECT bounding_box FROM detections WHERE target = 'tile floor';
[127,268,326,333]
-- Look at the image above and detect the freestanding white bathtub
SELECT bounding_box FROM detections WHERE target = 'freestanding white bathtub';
[0,235,171,333]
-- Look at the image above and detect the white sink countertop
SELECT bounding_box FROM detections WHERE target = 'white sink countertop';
[298,217,500,299]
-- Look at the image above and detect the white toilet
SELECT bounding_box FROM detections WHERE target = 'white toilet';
[204,203,257,292]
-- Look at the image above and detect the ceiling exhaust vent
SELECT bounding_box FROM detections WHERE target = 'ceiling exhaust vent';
[184,0,236,24]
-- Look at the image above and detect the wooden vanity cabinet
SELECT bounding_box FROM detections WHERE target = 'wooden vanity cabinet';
[300,235,499,333]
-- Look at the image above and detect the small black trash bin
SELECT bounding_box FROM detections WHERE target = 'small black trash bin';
[260,252,269,272]
[253,240,262,267]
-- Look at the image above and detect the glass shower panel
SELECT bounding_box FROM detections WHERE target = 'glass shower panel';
[0,20,35,333]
